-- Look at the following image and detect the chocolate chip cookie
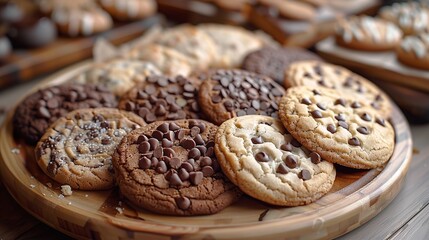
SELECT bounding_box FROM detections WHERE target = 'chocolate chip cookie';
[118,75,203,123]
[73,59,161,96]
[198,69,285,125]
[241,47,323,84]
[113,119,242,215]
[35,108,145,190]
[215,115,336,206]
[284,61,392,118]
[279,86,395,169]
[13,84,117,145]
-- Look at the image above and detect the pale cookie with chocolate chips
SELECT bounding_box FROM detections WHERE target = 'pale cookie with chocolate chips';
[215,115,335,206]
[113,119,242,215]
[279,86,395,169]
[35,108,145,190]
[335,16,402,51]
[284,61,392,117]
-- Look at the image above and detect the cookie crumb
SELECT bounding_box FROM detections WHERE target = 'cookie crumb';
[11,148,20,154]
[30,184,36,188]
[115,207,124,214]
[68,202,72,205]
[85,194,89,198]
[61,185,73,196]
[46,182,52,188]
[58,194,65,199]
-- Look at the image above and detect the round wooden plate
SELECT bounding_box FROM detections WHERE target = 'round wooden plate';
[0,62,413,240]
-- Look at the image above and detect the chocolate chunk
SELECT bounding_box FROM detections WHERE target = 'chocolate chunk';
[348,137,361,146]
[357,126,369,135]
[299,169,311,180]
[311,110,323,118]
[189,171,203,185]
[310,152,321,164]
[335,98,346,106]
[156,161,167,173]
[169,173,183,186]
[139,156,151,169]
[251,136,263,144]
[291,138,302,147]
[138,142,150,153]
[327,124,336,133]
[338,121,349,130]
[351,101,361,108]
[276,163,288,174]
[301,98,312,105]
[178,168,189,180]
[202,166,214,177]
[361,113,372,122]
[280,143,293,151]
[376,117,386,127]
[255,152,270,162]
[285,155,297,168]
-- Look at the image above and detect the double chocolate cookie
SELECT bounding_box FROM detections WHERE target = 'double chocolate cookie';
[13,84,117,145]
[35,108,145,190]
[198,69,285,125]
[279,86,395,169]
[119,75,203,123]
[215,115,336,206]
[113,119,242,215]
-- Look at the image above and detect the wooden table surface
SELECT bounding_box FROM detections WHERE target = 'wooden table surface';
[0,74,427,240]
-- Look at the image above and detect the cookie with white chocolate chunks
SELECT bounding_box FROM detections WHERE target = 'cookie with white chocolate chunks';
[35,108,146,190]
[113,119,242,215]
[119,75,203,123]
[396,33,429,70]
[98,0,157,21]
[279,86,395,169]
[335,16,402,51]
[73,59,161,96]
[214,115,336,206]
[198,69,285,125]
[284,61,392,117]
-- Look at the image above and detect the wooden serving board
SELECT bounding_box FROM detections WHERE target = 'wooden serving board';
[0,15,162,91]
[316,37,429,93]
[0,62,413,240]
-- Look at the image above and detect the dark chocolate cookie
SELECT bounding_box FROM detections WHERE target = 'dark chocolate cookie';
[241,47,322,84]
[198,69,285,125]
[13,84,117,145]
[113,119,242,215]
[118,75,203,123]
[35,108,145,190]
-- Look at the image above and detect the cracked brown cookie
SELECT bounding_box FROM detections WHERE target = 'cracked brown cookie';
[284,61,392,118]
[214,115,336,206]
[35,108,145,190]
[113,119,242,215]
[13,84,117,145]
[73,59,161,96]
[198,69,285,125]
[118,75,203,123]
[335,16,402,51]
[279,86,395,169]
[241,47,323,85]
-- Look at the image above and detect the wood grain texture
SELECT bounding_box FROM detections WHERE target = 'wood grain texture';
[0,62,413,240]
[0,15,162,91]
[316,37,429,93]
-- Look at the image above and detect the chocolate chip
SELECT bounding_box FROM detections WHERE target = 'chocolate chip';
[299,169,311,180]
[138,156,151,169]
[164,131,175,142]
[38,106,51,118]
[169,173,183,186]
[144,84,156,95]
[157,123,169,133]
[311,110,323,118]
[301,98,312,105]
[251,136,263,144]
[197,146,207,155]
[335,98,346,106]
[351,101,361,108]
[178,168,189,180]
[255,152,270,162]
[376,117,386,127]
[202,166,214,177]
[357,126,369,135]
[101,138,110,145]
[145,112,157,123]
[313,89,321,95]
[361,113,372,122]
[205,147,214,158]
[148,138,158,150]
[194,134,205,145]
[327,124,336,133]
[164,148,176,157]
[237,110,246,116]
[181,162,194,172]
[169,122,180,131]
[276,163,288,174]
[154,146,163,158]
[156,161,167,173]
[189,171,204,185]
[285,155,297,168]
[338,121,349,130]
[348,137,361,146]
[335,113,346,122]
[138,142,150,153]
[176,130,185,140]
[190,126,200,137]
[211,95,222,103]
[316,103,327,110]
[162,139,173,148]
[280,143,293,151]
[291,138,302,147]
[188,148,201,159]
[310,152,321,164]
[200,157,212,167]
[175,196,190,210]
[224,100,234,111]
[46,98,59,109]
[152,130,163,140]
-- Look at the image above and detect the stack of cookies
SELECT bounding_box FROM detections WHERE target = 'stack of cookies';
[13,23,396,216]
